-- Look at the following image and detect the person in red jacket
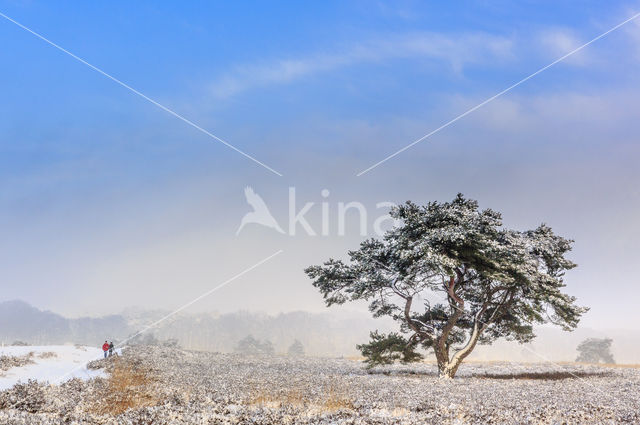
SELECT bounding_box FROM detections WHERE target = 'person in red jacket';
[102,341,109,358]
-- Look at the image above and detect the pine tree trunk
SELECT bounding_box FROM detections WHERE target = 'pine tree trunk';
[438,358,463,379]
[435,320,482,379]
[434,342,455,378]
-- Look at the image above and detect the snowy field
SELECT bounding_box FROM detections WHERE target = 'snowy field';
[1,346,639,424]
[0,345,111,390]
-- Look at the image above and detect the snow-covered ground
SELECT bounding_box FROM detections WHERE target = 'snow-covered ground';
[0,345,114,390]
[3,346,639,424]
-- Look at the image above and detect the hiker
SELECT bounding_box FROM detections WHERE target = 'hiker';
[108,341,114,357]
[102,341,109,358]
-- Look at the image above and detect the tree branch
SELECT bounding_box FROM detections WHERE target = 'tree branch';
[403,296,435,340]
[446,275,464,306]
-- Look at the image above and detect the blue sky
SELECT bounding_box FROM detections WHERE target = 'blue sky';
[1,1,640,328]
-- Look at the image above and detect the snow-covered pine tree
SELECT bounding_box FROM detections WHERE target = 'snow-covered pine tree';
[576,338,615,364]
[305,194,588,378]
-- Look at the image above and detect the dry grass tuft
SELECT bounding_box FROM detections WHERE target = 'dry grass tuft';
[322,385,354,411]
[391,407,410,417]
[90,357,160,415]
[251,387,305,408]
[345,355,366,361]
[599,363,640,369]
[37,351,57,359]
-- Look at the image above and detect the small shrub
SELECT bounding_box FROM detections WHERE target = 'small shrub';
[87,358,110,370]
[0,380,46,412]
[0,353,35,372]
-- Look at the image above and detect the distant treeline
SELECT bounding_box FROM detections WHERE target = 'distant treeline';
[0,300,388,356]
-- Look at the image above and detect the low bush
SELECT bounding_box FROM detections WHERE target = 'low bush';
[0,380,46,413]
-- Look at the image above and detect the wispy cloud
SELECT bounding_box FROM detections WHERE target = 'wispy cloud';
[537,28,591,66]
[451,87,640,137]
[210,32,514,98]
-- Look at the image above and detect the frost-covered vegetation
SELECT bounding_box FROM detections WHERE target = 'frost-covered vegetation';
[306,194,587,378]
[0,346,638,424]
[0,353,34,373]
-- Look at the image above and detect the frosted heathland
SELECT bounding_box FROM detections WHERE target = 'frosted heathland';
[1,346,639,424]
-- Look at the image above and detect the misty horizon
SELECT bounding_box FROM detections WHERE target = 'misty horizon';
[3,298,640,365]
[3,297,640,335]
